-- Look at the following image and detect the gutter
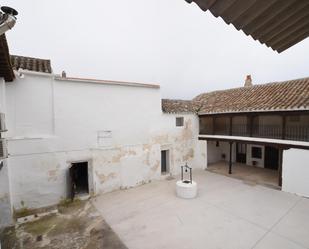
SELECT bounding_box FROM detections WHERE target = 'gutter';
[198,108,309,116]
[54,75,160,89]
[16,69,54,78]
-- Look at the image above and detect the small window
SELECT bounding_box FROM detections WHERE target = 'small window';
[176,117,184,127]
[252,147,262,159]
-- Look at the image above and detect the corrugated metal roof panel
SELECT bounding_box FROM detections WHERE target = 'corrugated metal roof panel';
[186,0,309,52]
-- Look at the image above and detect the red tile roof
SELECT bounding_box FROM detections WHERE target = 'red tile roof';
[162,99,201,113]
[195,77,309,114]
[10,55,52,74]
[162,77,309,114]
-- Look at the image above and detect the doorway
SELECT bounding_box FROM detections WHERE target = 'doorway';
[236,143,246,164]
[161,150,169,174]
[264,146,279,170]
[70,162,89,199]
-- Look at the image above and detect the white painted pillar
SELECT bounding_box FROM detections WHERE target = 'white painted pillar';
[282,148,309,198]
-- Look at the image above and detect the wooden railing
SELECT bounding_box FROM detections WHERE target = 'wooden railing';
[200,124,309,142]
[285,126,309,142]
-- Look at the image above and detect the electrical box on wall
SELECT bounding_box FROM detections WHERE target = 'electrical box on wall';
[97,130,113,147]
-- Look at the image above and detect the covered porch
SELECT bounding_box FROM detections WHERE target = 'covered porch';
[201,135,309,191]
[207,161,279,189]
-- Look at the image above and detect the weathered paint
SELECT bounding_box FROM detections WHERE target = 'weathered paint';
[2,72,206,220]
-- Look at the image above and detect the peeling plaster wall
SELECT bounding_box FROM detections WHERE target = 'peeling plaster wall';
[4,74,205,211]
[154,114,206,175]
[282,149,309,198]
[8,150,93,209]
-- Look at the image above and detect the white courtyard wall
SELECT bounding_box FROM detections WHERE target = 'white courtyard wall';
[207,141,236,165]
[0,160,12,228]
[5,72,205,211]
[282,148,309,198]
[207,140,266,168]
[0,77,13,228]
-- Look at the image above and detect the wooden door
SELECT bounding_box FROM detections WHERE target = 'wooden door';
[236,143,246,164]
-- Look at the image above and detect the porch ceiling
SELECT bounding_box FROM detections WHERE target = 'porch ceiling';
[185,0,309,53]
[199,134,309,149]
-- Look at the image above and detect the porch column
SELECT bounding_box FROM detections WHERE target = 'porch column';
[278,148,283,187]
[229,142,233,174]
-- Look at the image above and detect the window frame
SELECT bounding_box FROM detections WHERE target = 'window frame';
[252,146,262,159]
[176,117,184,127]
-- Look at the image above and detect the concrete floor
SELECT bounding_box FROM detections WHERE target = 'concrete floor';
[207,161,279,189]
[93,170,309,249]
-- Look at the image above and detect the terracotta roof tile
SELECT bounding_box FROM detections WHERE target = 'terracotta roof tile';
[194,77,309,114]
[10,55,52,74]
[162,99,202,113]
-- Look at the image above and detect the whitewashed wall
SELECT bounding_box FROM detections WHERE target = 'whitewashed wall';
[0,160,12,228]
[0,77,13,228]
[207,140,267,169]
[207,141,236,165]
[282,148,309,198]
[5,72,205,211]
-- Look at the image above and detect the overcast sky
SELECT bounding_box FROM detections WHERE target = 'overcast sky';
[3,0,309,99]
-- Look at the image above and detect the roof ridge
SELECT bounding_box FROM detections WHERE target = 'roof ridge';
[194,76,309,100]
[162,98,195,101]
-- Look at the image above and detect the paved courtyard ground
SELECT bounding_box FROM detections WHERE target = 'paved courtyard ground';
[207,161,279,189]
[93,169,309,249]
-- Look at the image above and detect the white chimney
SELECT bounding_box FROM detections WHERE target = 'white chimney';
[244,75,252,87]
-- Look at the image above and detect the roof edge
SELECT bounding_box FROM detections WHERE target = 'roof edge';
[194,76,309,101]
[198,108,309,116]
[54,76,160,89]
